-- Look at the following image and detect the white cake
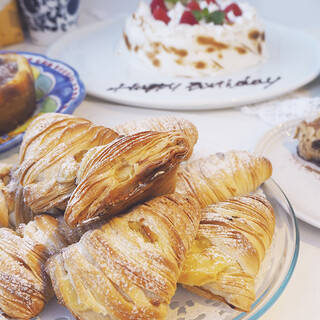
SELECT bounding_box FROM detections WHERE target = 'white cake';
[119,0,268,77]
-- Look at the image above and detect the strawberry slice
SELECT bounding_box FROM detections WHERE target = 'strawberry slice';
[206,0,218,4]
[224,3,242,16]
[150,0,167,13]
[180,10,198,25]
[153,7,171,24]
[187,1,201,11]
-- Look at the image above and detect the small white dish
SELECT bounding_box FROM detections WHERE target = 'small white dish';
[47,17,320,110]
[255,118,320,229]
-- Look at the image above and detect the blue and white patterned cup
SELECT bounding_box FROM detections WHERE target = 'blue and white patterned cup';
[18,0,81,46]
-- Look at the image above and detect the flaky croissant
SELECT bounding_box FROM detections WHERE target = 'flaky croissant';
[46,194,201,320]
[65,130,189,227]
[113,116,198,160]
[0,215,92,320]
[18,113,118,214]
[175,150,272,208]
[179,194,275,312]
[0,163,13,227]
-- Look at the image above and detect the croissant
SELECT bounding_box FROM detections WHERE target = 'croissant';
[0,214,92,320]
[0,163,13,227]
[175,150,272,208]
[18,113,118,214]
[113,116,198,159]
[179,194,275,312]
[65,130,189,227]
[46,194,201,320]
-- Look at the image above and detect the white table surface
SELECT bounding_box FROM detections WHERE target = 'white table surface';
[1,1,320,319]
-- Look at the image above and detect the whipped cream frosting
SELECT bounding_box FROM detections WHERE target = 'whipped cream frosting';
[119,0,268,77]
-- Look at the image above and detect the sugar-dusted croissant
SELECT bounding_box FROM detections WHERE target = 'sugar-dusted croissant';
[18,113,118,214]
[179,194,275,312]
[0,163,13,227]
[175,150,272,208]
[0,215,92,320]
[46,194,201,320]
[113,116,198,159]
[65,130,189,227]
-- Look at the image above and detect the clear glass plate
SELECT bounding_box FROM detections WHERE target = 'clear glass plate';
[34,178,299,320]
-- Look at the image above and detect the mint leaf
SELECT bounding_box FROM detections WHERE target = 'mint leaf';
[202,7,209,18]
[165,0,188,4]
[192,10,202,21]
[206,10,225,25]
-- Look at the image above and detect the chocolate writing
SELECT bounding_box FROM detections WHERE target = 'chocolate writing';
[107,82,181,93]
[187,76,281,91]
[107,75,281,93]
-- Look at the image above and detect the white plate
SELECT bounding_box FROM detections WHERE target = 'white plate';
[255,119,320,229]
[47,17,320,110]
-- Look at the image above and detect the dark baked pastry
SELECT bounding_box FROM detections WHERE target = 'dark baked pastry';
[294,117,320,163]
[0,53,36,135]
[65,130,190,227]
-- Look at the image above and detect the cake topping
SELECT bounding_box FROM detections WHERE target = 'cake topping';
[120,0,268,77]
[187,1,201,11]
[150,0,244,26]
[224,3,242,17]
[153,7,171,24]
[151,0,167,13]
[180,10,199,25]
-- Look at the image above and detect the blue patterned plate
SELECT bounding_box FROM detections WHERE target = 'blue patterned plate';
[0,51,85,153]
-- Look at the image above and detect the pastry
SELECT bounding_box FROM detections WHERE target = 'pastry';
[0,163,13,227]
[65,130,190,227]
[179,194,275,312]
[294,116,320,163]
[46,194,201,320]
[113,116,198,159]
[18,113,118,214]
[175,150,272,208]
[0,53,36,135]
[119,0,268,77]
[0,214,92,320]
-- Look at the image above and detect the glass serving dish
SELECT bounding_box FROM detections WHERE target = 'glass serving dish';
[34,178,299,320]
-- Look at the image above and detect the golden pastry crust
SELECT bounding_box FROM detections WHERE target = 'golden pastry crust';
[179,195,275,312]
[113,116,198,160]
[65,130,190,227]
[0,53,36,135]
[175,150,272,208]
[18,113,118,214]
[0,215,93,320]
[46,194,201,320]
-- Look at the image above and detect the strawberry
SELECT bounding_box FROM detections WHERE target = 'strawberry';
[180,10,198,25]
[153,7,171,24]
[224,3,242,16]
[187,1,201,11]
[206,0,218,4]
[150,0,167,13]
